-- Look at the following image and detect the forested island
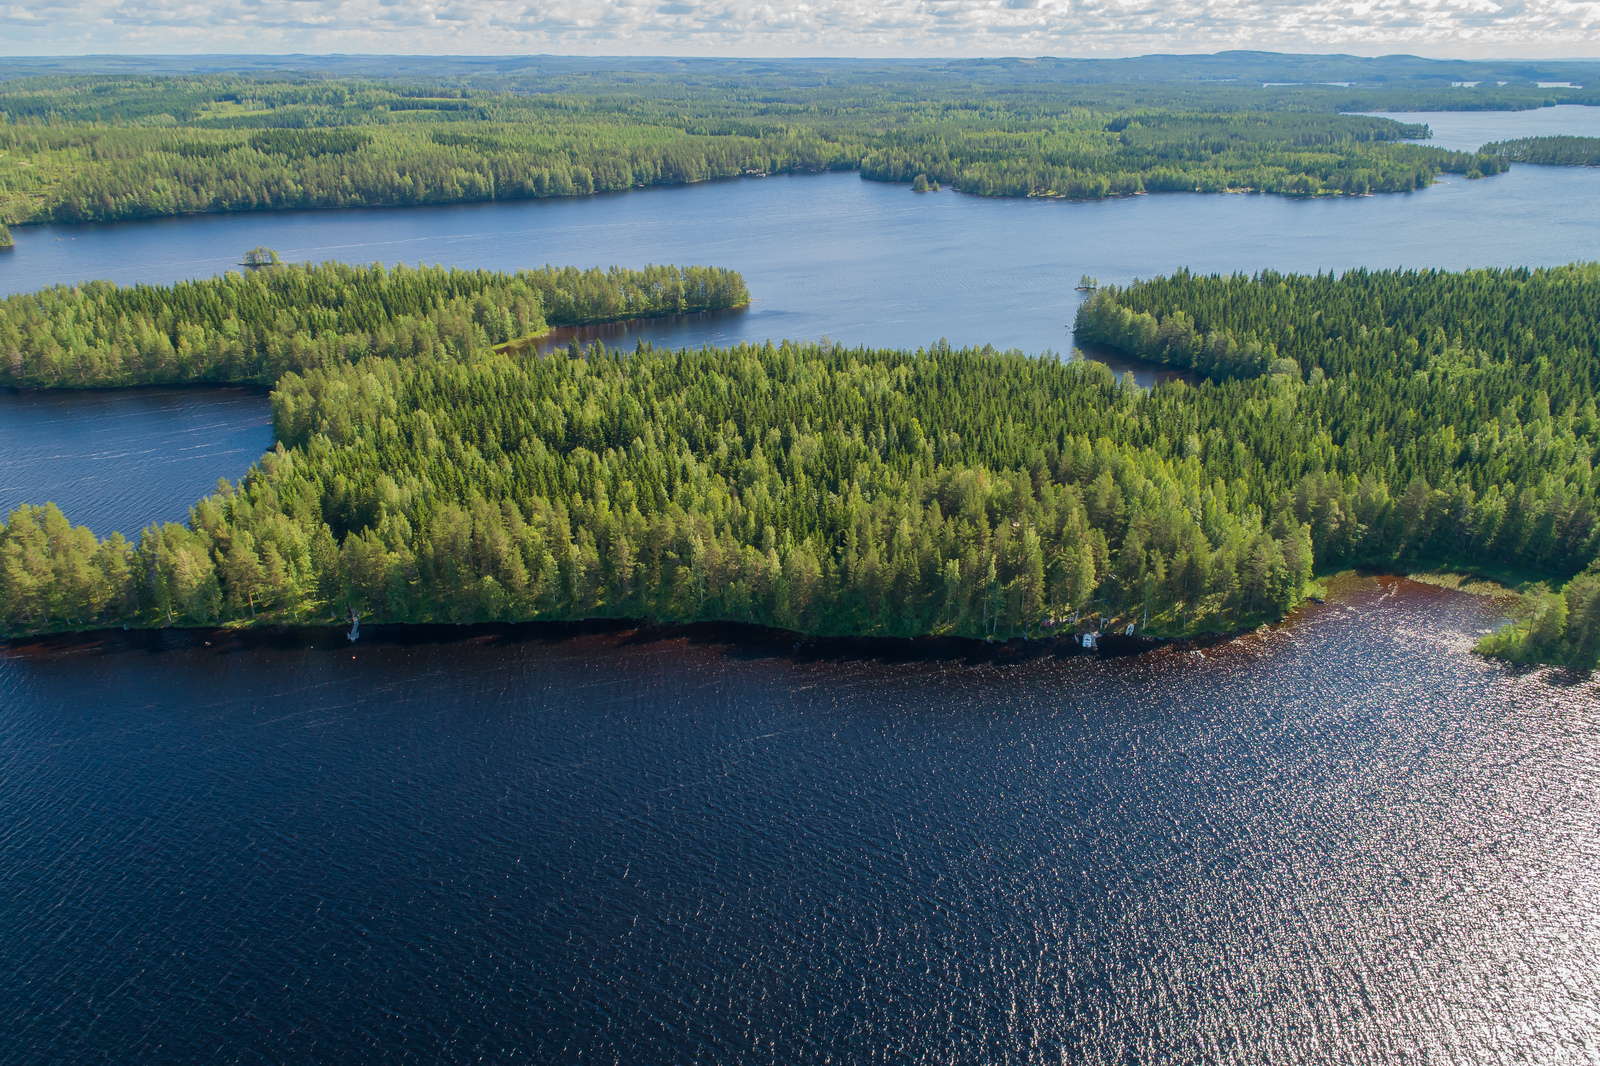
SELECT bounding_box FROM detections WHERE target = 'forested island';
[0,71,1513,228]
[3,260,1598,669]
[0,260,748,386]
[1482,135,1600,166]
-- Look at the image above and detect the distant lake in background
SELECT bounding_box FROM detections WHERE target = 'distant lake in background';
[1,105,1597,1066]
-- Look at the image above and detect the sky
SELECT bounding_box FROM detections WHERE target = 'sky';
[5,0,1600,58]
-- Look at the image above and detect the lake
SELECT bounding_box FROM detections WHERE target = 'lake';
[0,386,272,537]
[1,107,1598,1064]
[1,577,1595,1064]
[6,117,1600,363]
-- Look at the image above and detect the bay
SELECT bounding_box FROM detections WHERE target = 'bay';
[1386,103,1600,150]
[0,386,272,536]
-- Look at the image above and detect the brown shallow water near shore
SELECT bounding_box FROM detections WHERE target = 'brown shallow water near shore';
[3,574,1596,1064]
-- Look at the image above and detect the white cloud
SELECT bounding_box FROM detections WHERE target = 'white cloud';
[6,0,1600,56]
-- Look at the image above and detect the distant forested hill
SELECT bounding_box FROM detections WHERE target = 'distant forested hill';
[0,68,1517,226]
[3,51,1598,95]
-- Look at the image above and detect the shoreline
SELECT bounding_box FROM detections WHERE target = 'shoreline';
[0,573,1441,662]
[2,574,1567,674]
[0,613,1222,664]
[1,148,1488,238]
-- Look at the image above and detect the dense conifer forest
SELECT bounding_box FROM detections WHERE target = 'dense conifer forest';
[0,339,1318,643]
[0,260,748,386]
[1482,135,1600,166]
[4,260,1599,669]
[0,73,1512,226]
[1074,265,1600,666]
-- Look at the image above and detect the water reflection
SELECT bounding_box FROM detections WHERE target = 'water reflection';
[532,305,752,354]
[2,107,1598,1064]
[1069,340,1201,388]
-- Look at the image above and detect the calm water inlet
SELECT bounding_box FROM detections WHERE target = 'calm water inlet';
[0,386,273,536]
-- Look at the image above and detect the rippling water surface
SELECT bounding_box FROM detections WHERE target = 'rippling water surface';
[0,578,1595,1063]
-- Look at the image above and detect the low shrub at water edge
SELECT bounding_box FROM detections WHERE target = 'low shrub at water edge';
[1474,572,1600,669]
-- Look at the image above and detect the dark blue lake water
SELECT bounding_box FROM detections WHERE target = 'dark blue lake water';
[1,108,1598,1064]
[1,578,1594,1064]
[0,387,272,536]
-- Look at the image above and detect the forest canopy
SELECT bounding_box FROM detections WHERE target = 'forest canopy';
[1,340,1320,645]
[0,260,748,387]
[1074,264,1600,667]
[1481,135,1600,166]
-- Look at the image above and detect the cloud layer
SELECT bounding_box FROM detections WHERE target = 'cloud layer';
[7,0,1600,57]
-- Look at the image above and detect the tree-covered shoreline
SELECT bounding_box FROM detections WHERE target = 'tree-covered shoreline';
[6,261,1599,668]
[0,260,748,387]
[1074,265,1600,667]
[0,73,1514,229]
[1482,135,1600,167]
[0,340,1320,643]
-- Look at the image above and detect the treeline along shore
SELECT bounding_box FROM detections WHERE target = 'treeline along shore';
[3,260,1598,668]
[1482,135,1600,167]
[0,73,1514,229]
[1074,264,1600,667]
[0,260,748,386]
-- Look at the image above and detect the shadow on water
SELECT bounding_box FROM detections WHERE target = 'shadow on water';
[11,576,1485,673]
[8,569,1584,688]
[0,614,1177,668]
[531,305,753,354]
[1070,339,1201,388]
[2,570,1596,1064]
